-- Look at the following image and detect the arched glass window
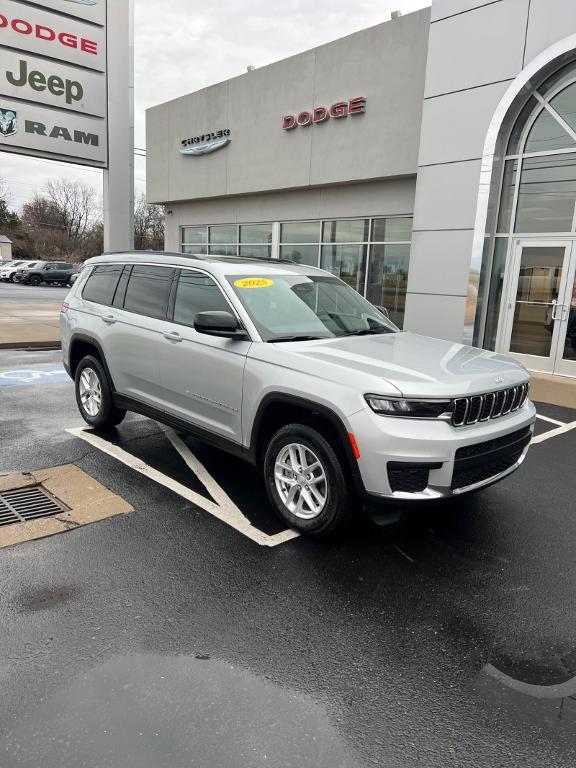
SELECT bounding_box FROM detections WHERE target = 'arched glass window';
[478,60,576,348]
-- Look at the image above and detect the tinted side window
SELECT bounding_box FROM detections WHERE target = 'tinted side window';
[173,271,231,327]
[82,265,123,306]
[123,265,174,320]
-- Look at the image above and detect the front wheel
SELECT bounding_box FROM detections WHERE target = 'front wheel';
[29,274,42,286]
[263,423,356,536]
[75,355,126,429]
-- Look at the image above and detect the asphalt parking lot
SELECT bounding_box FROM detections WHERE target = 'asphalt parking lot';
[0,282,69,304]
[1,347,576,767]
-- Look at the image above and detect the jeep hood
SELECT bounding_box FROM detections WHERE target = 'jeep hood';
[273,332,528,398]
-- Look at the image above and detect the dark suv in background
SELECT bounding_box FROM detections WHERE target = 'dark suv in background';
[15,261,79,286]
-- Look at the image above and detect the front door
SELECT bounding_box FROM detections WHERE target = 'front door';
[157,269,250,444]
[499,240,576,376]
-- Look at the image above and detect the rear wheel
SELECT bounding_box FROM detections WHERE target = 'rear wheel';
[75,355,125,429]
[263,423,356,536]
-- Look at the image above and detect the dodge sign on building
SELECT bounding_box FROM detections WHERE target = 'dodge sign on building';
[0,0,108,166]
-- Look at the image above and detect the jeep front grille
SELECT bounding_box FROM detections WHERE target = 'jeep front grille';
[452,383,529,427]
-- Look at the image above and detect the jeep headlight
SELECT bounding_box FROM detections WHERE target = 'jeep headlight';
[364,395,452,419]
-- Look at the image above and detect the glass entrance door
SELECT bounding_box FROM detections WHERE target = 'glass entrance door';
[556,249,576,376]
[500,240,576,375]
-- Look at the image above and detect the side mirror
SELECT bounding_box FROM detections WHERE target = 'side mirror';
[375,305,389,319]
[194,310,248,339]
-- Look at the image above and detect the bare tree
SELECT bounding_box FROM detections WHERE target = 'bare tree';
[20,180,103,261]
[0,177,23,247]
[134,192,165,251]
[45,178,99,244]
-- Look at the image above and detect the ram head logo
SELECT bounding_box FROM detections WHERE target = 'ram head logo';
[0,109,17,138]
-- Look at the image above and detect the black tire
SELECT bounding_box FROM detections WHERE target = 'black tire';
[74,355,126,429]
[29,274,42,286]
[263,423,356,536]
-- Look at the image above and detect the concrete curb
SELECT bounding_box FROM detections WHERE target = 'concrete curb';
[0,341,61,350]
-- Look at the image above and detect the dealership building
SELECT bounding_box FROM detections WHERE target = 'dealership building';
[147,0,576,379]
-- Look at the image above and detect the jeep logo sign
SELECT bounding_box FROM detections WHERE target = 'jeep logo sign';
[7,59,83,105]
[283,96,367,130]
[0,50,105,117]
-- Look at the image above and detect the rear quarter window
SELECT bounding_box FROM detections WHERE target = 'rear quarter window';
[123,265,175,320]
[82,265,123,306]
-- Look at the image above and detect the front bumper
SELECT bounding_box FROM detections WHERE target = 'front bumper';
[348,401,536,501]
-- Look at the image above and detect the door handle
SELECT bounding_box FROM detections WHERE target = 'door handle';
[163,330,183,342]
[101,314,117,324]
[551,301,567,321]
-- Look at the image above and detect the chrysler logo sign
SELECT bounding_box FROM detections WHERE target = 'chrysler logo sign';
[64,0,98,5]
[180,129,231,156]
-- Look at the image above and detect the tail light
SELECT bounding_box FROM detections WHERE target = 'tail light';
[60,302,69,314]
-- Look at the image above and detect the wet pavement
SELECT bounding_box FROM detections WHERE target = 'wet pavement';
[1,349,576,767]
[0,283,69,304]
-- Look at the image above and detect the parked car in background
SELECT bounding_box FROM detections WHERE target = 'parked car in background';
[69,270,82,286]
[14,261,79,286]
[0,260,38,282]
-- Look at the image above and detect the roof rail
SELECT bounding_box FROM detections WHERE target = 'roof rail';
[99,250,295,264]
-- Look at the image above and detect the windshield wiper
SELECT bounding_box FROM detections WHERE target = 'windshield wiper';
[267,335,325,343]
[338,327,391,337]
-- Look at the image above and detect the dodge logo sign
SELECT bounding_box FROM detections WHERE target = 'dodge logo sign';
[283,96,367,130]
[0,108,17,137]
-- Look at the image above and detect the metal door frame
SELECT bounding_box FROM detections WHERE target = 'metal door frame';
[496,238,575,374]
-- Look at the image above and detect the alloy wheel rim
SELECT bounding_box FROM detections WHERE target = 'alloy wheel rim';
[274,443,327,519]
[78,367,102,417]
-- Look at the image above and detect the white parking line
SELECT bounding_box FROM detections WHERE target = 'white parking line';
[531,420,576,444]
[535,413,566,426]
[66,426,300,548]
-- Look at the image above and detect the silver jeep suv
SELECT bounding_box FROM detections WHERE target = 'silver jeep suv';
[61,252,536,535]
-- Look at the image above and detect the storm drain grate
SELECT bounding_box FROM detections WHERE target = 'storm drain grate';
[0,486,69,528]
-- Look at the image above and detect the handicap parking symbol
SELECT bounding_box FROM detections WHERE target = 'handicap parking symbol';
[0,368,69,386]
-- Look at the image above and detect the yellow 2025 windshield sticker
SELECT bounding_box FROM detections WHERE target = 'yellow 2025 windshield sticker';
[234,278,274,289]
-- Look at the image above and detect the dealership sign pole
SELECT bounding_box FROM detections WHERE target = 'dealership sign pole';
[0,0,134,251]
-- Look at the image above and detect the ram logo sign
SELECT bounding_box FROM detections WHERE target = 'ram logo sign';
[0,108,17,137]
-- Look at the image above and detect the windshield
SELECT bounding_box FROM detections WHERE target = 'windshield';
[227,273,399,342]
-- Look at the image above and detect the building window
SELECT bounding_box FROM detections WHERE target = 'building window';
[209,224,238,255]
[239,224,273,258]
[280,221,320,266]
[181,223,273,258]
[478,60,576,349]
[183,216,413,327]
[181,226,207,254]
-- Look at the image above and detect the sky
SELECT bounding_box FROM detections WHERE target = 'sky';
[0,0,428,211]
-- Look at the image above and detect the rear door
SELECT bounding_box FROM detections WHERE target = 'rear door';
[104,264,176,407]
[157,268,251,443]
